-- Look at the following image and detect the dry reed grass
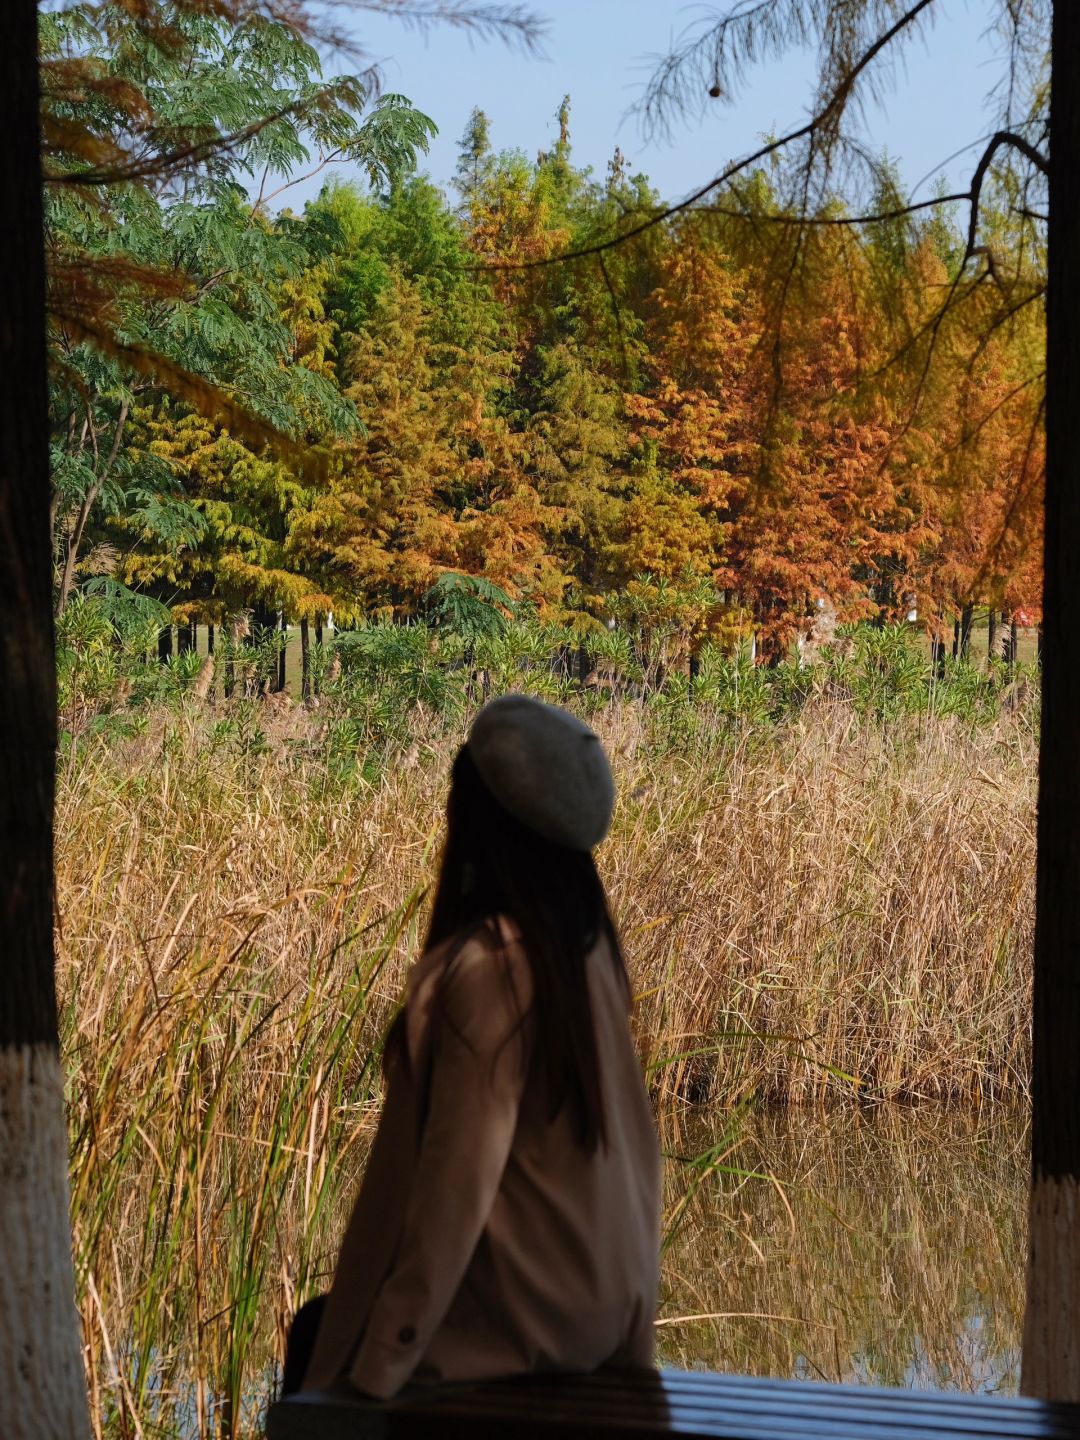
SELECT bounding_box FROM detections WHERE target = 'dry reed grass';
[55,695,1035,1436]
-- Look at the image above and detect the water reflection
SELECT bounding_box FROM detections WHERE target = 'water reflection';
[657,1106,1027,1394]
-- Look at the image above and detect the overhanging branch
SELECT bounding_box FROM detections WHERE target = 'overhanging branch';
[471,4,1049,277]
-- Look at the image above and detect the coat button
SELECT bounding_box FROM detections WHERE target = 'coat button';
[398,1325,416,1345]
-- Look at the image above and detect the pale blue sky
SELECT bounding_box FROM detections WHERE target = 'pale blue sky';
[287,1,1005,212]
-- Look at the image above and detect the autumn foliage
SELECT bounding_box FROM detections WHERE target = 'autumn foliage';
[45,9,1045,662]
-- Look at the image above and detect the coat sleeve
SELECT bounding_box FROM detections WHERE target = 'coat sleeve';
[299,1049,415,1391]
[348,933,532,1398]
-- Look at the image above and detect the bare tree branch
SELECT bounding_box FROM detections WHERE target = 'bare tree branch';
[965,129,1050,258]
[471,1,950,274]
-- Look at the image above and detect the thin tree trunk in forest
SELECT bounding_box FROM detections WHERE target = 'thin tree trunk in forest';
[250,602,276,694]
[951,614,961,659]
[56,399,129,617]
[251,602,275,645]
[158,625,173,663]
[988,609,998,662]
[1022,0,1080,1400]
[1010,617,1019,674]
[205,624,216,702]
[0,6,90,1435]
[300,618,311,701]
[277,614,287,694]
[177,622,195,654]
[959,603,973,661]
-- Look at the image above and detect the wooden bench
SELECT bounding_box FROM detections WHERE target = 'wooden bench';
[266,1368,1080,1439]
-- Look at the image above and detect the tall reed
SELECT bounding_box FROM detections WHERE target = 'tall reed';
[56,694,1035,1436]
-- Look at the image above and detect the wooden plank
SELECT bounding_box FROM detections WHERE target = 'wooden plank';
[406,1395,1069,1437]
[391,1374,1080,1435]
[566,1371,1049,1415]
[379,1398,1076,1440]
[502,1372,1043,1418]
[266,1370,1080,1440]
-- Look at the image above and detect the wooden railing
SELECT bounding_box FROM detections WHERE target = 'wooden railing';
[266,1367,1080,1439]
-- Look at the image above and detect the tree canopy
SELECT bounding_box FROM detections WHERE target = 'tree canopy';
[45,9,1045,662]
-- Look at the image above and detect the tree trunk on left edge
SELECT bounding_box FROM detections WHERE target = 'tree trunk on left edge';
[1022,0,1080,1402]
[0,6,90,1436]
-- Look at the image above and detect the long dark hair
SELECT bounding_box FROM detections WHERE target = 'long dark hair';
[422,743,629,1153]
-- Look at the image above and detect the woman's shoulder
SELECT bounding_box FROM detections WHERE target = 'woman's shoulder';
[438,916,534,1040]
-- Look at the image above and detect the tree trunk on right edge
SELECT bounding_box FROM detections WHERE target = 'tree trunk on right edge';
[1021,0,1080,1401]
[0,6,90,1434]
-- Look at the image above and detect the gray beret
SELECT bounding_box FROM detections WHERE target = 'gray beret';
[466,695,615,851]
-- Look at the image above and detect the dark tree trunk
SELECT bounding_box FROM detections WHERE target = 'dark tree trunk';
[1022,1,1080,1399]
[251,602,276,646]
[250,603,276,694]
[688,650,700,700]
[277,614,287,694]
[1010,616,1019,674]
[158,625,173,662]
[203,624,216,702]
[177,622,196,654]
[951,614,961,659]
[988,609,998,661]
[959,603,973,660]
[930,635,946,680]
[300,618,311,701]
[0,5,89,1428]
[314,622,323,696]
[576,644,593,689]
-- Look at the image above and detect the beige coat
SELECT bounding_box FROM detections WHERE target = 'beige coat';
[302,917,661,1400]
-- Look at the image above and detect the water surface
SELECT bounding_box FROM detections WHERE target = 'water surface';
[657,1106,1026,1394]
